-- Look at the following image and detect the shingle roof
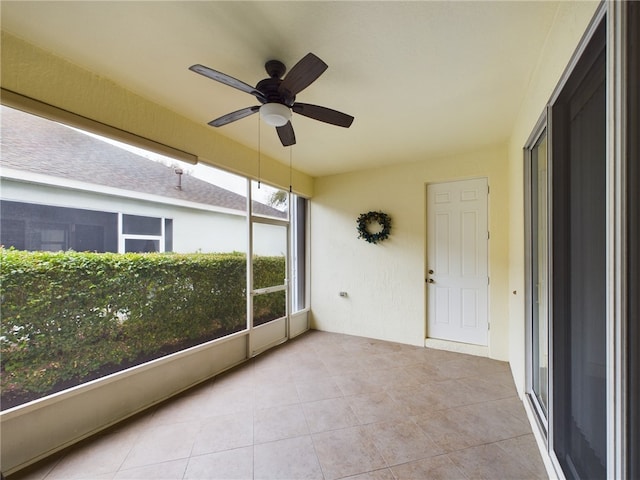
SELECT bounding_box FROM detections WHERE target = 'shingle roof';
[0,106,286,218]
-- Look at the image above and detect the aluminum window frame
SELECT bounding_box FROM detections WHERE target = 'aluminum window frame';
[524,112,551,438]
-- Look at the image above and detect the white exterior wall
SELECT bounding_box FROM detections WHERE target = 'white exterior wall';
[0,177,286,256]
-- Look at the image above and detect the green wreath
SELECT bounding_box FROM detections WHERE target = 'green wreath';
[357,211,392,244]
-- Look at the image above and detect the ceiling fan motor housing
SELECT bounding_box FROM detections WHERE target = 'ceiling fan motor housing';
[256,77,295,106]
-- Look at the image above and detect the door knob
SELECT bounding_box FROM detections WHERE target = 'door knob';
[428,269,434,274]
[428,279,435,284]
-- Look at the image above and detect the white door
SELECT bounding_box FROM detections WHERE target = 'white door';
[426,178,488,346]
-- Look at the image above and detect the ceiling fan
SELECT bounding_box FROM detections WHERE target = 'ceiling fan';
[189,53,354,147]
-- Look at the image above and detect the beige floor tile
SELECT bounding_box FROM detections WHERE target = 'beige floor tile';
[418,379,481,409]
[436,356,510,380]
[367,366,418,389]
[448,442,544,480]
[252,366,294,386]
[482,370,521,390]
[295,376,343,402]
[364,419,445,466]
[495,434,548,478]
[289,356,332,378]
[302,396,360,433]
[387,383,448,416]
[321,353,366,376]
[213,364,255,389]
[343,468,396,480]
[454,399,532,440]
[346,391,406,424]
[412,410,481,452]
[119,421,200,470]
[113,459,188,480]
[490,396,530,422]
[151,389,219,425]
[384,350,427,368]
[390,455,468,480]
[414,398,532,452]
[334,372,387,396]
[359,353,403,371]
[402,363,451,384]
[253,380,300,409]
[453,376,517,403]
[183,447,253,480]
[254,403,309,444]
[312,426,386,480]
[43,428,139,479]
[8,331,544,480]
[191,412,253,456]
[202,384,255,417]
[254,436,323,480]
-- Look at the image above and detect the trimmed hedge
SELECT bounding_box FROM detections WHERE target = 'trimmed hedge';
[0,249,285,403]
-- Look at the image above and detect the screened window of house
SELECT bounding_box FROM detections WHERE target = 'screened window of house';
[122,214,162,235]
[120,214,168,253]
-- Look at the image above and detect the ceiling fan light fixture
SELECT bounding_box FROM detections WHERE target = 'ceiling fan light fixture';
[260,103,291,127]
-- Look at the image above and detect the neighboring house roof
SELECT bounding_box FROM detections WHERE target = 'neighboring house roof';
[0,106,286,218]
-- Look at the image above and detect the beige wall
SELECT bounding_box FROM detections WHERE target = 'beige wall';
[309,1,600,377]
[506,1,600,395]
[0,32,313,197]
[310,145,511,359]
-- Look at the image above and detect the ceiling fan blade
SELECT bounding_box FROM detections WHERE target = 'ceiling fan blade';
[276,122,296,147]
[279,53,328,98]
[208,106,260,127]
[189,64,266,102]
[292,103,354,128]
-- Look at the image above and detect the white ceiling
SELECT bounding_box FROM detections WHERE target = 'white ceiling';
[1,1,560,177]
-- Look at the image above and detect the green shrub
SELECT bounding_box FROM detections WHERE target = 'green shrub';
[0,248,284,400]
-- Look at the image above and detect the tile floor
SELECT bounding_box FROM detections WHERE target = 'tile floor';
[9,330,548,480]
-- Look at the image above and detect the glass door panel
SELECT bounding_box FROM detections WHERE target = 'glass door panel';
[551,20,606,478]
[253,289,286,327]
[252,222,287,327]
[251,181,289,221]
[531,132,549,416]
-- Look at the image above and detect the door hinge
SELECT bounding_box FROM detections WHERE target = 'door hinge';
[487,231,490,239]
[488,323,491,331]
[487,277,490,285]
[487,185,490,194]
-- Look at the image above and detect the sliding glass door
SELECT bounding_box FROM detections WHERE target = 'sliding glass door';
[527,129,549,422]
[525,13,608,480]
[249,181,290,354]
[551,20,607,478]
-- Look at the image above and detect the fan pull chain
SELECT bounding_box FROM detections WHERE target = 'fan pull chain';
[257,116,261,189]
[289,146,293,193]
